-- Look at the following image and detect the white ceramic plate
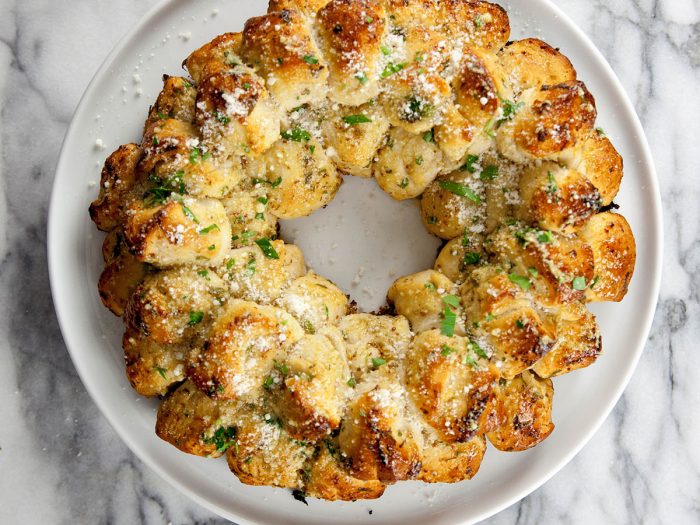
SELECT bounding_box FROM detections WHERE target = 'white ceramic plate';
[48,1,663,524]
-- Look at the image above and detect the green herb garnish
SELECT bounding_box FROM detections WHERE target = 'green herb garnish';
[441,345,457,356]
[255,238,279,259]
[214,110,230,125]
[199,224,220,235]
[281,128,311,142]
[343,114,373,125]
[202,426,236,454]
[188,311,204,326]
[442,295,460,308]
[572,276,587,290]
[508,273,531,291]
[181,203,199,224]
[461,155,479,173]
[469,340,488,359]
[380,61,407,78]
[371,357,387,368]
[438,180,481,203]
[463,252,481,265]
[480,165,498,181]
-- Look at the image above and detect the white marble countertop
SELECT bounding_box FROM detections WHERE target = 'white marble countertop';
[0,0,698,523]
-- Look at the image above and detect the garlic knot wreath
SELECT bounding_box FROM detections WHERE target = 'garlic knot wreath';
[89,0,636,501]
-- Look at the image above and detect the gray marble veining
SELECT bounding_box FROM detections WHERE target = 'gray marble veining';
[0,0,698,523]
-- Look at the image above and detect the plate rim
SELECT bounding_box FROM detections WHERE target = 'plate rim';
[47,1,664,524]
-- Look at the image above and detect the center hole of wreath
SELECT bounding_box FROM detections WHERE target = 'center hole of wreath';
[280,176,442,312]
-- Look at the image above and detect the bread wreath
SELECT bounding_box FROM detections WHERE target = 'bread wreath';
[90,0,636,500]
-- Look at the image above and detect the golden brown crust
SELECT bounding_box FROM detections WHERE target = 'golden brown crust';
[499,81,597,162]
[184,32,243,84]
[146,76,197,129]
[532,302,601,378]
[317,0,386,105]
[123,327,186,397]
[578,131,624,206]
[487,371,555,451]
[89,144,142,232]
[579,212,636,302]
[405,330,499,442]
[305,447,386,500]
[338,380,422,483]
[519,164,601,233]
[155,380,225,456]
[498,38,577,97]
[418,434,486,483]
[241,10,328,110]
[186,299,304,400]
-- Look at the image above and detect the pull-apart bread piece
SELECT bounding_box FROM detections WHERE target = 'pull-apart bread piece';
[89,0,636,502]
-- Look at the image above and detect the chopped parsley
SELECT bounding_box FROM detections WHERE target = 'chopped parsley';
[438,180,481,204]
[461,155,480,173]
[356,72,369,85]
[501,99,524,121]
[343,114,373,125]
[143,171,186,205]
[198,224,220,235]
[441,297,458,337]
[252,176,283,188]
[188,311,204,326]
[423,128,435,143]
[515,319,526,329]
[508,273,531,291]
[281,128,311,142]
[371,357,387,368]
[302,319,316,334]
[463,252,481,266]
[202,426,236,454]
[189,147,211,164]
[275,362,290,376]
[380,61,407,78]
[246,255,257,274]
[424,282,436,291]
[214,110,230,125]
[480,165,498,181]
[442,294,460,308]
[347,377,357,388]
[537,231,553,243]
[469,340,488,359]
[154,366,167,379]
[546,171,558,195]
[181,203,199,224]
[398,177,410,189]
[303,54,319,65]
[255,238,279,259]
[441,345,457,356]
[572,276,587,290]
